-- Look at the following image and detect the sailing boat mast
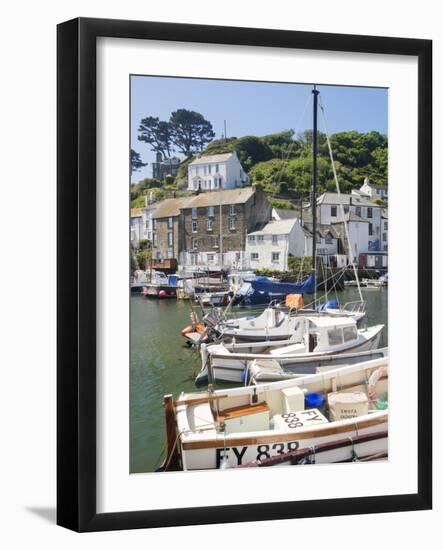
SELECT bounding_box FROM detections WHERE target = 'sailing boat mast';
[311,85,320,306]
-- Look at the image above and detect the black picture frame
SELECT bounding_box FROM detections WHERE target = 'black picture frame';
[57,17,432,532]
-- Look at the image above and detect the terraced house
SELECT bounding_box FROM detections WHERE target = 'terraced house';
[180,185,271,270]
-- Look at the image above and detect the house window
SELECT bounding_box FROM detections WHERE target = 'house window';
[203,165,207,175]
[272,235,278,244]
[212,236,219,248]
[229,205,236,215]
[213,178,218,189]
[229,218,236,230]
[192,238,198,250]
[207,206,214,217]
[384,221,388,230]
[192,220,197,233]
[167,249,173,259]
[192,208,197,219]
[331,206,337,217]
[383,232,387,242]
[367,207,373,218]
[355,206,361,217]
[368,223,373,236]
[207,254,215,264]
[325,235,332,245]
[248,235,256,243]
[272,252,280,263]
[168,217,173,229]
[215,163,219,172]
[251,252,259,261]
[207,219,213,231]
[258,235,264,242]
[343,205,349,213]
[152,233,157,247]
[145,220,150,229]
[383,245,388,251]
[168,232,173,246]
[152,219,157,230]
[208,164,212,174]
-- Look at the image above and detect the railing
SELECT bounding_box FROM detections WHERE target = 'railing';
[342,300,366,313]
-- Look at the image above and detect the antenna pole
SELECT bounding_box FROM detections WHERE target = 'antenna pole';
[311,85,320,306]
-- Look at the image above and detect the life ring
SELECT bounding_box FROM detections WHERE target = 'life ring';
[367,366,388,401]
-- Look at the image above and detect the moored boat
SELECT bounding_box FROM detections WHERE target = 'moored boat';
[195,315,383,385]
[161,358,388,471]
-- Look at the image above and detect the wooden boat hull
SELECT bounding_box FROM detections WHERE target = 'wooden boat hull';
[180,414,388,470]
[170,359,389,471]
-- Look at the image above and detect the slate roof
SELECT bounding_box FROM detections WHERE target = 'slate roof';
[151,198,192,219]
[182,187,256,209]
[316,192,380,208]
[151,187,257,218]
[189,152,234,166]
[248,219,297,236]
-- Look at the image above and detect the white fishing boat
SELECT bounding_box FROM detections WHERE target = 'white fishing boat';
[248,347,388,382]
[196,315,384,385]
[207,301,366,344]
[162,358,388,471]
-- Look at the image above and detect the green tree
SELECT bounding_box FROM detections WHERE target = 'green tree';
[169,109,215,157]
[234,136,273,171]
[262,130,299,158]
[138,117,173,158]
[130,149,147,174]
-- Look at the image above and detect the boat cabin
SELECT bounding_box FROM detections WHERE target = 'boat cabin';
[270,316,360,356]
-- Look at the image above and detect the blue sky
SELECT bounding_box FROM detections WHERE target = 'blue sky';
[131,76,387,183]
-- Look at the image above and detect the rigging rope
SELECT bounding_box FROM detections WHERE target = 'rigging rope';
[318,96,364,304]
[272,92,312,199]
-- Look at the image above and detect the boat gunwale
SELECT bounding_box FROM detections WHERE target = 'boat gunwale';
[180,411,388,450]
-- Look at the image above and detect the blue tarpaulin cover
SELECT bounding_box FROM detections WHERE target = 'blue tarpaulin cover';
[236,273,316,297]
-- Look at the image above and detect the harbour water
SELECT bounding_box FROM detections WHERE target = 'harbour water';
[130,287,388,473]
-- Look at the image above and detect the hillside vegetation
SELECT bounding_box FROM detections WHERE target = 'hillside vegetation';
[131,129,387,207]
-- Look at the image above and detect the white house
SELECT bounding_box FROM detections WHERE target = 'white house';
[246,216,341,271]
[314,192,384,259]
[246,219,299,271]
[187,150,249,191]
[359,177,388,201]
[130,194,158,249]
[302,222,340,264]
[130,208,143,247]
[381,208,388,252]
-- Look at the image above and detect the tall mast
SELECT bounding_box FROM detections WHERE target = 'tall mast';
[311,85,319,305]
